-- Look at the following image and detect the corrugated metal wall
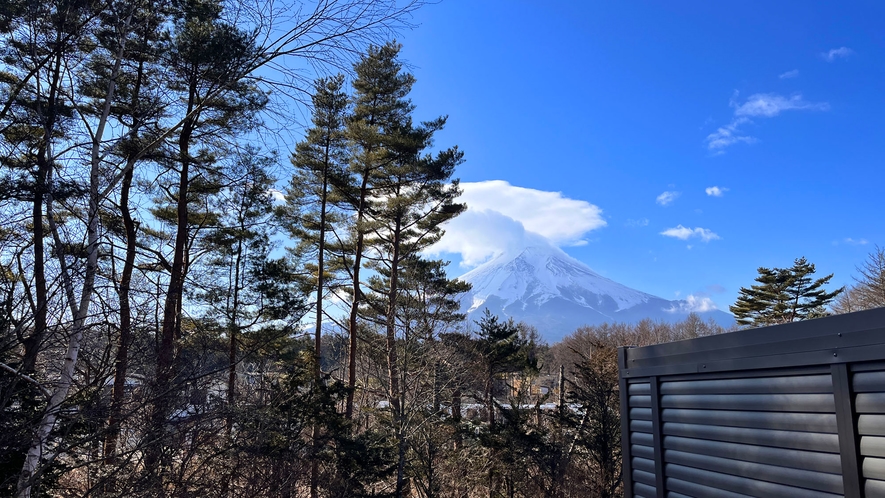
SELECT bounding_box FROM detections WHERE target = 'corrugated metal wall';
[854,368,885,496]
[661,372,842,497]
[627,380,656,497]
[619,308,885,498]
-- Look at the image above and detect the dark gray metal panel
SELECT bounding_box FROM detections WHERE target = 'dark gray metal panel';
[665,477,755,498]
[632,444,655,459]
[832,363,863,498]
[858,415,885,436]
[630,395,651,408]
[853,371,885,392]
[663,435,842,474]
[863,457,885,480]
[617,312,885,498]
[660,375,833,395]
[630,420,653,433]
[861,436,885,457]
[632,457,655,473]
[857,392,885,413]
[660,393,836,412]
[850,361,885,373]
[866,478,885,496]
[633,469,656,486]
[665,493,691,498]
[631,432,653,447]
[619,364,635,498]
[664,449,843,494]
[662,422,841,452]
[624,341,885,379]
[662,408,837,433]
[624,307,885,364]
[633,482,656,497]
[631,407,652,420]
[661,365,830,383]
[649,377,665,497]
[664,463,843,498]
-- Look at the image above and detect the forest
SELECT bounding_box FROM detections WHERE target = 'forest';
[3,0,884,497]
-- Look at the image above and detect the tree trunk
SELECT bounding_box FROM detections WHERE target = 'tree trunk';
[145,75,198,478]
[310,136,331,498]
[18,16,130,493]
[20,46,64,376]
[345,172,370,420]
[103,162,137,464]
[386,215,405,496]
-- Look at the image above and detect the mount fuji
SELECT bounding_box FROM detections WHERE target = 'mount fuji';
[457,243,734,342]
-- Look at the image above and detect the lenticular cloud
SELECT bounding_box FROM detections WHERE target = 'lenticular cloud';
[426,180,607,267]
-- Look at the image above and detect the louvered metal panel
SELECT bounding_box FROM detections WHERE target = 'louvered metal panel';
[660,374,834,395]
[665,463,842,498]
[665,477,754,498]
[662,422,840,452]
[853,367,885,494]
[618,309,885,498]
[633,481,656,498]
[663,435,842,474]
[655,372,844,497]
[628,381,656,497]
[660,393,836,412]
[662,408,837,433]
[866,478,885,495]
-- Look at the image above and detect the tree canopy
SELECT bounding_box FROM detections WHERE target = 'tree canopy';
[730,257,844,327]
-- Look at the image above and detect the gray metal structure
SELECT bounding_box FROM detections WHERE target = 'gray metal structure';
[618,307,885,498]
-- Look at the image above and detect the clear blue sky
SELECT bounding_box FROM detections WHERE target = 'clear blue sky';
[390,0,885,311]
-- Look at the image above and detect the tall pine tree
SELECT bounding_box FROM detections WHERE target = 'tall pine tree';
[730,257,843,327]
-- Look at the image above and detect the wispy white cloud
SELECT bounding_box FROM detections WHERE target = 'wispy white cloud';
[666,294,719,313]
[841,237,869,246]
[427,181,606,267]
[822,47,853,62]
[661,225,720,242]
[626,218,649,227]
[706,117,755,151]
[705,186,728,197]
[656,191,680,206]
[779,69,799,79]
[707,93,828,152]
[734,93,829,117]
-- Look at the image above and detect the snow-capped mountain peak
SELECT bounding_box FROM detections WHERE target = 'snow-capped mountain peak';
[457,243,733,341]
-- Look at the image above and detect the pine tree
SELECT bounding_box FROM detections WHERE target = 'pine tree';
[280,74,350,498]
[341,42,419,420]
[281,74,350,381]
[145,0,268,481]
[730,257,843,327]
[352,44,464,496]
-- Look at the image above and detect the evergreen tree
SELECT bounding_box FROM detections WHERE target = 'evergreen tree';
[341,42,419,420]
[281,74,350,380]
[347,43,464,496]
[280,73,350,498]
[145,0,268,482]
[730,257,843,327]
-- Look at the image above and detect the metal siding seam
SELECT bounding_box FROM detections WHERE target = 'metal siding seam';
[833,363,863,497]
[619,348,634,498]
[650,376,665,497]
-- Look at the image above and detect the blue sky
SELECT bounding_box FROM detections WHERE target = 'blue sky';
[390,0,885,312]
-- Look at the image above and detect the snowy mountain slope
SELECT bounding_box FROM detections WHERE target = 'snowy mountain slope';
[457,243,733,342]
